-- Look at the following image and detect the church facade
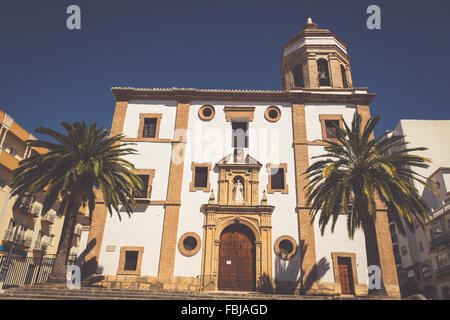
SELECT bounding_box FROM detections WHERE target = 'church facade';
[84,18,400,297]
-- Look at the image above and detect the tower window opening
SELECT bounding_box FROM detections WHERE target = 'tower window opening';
[317,59,331,86]
[293,64,304,87]
[341,65,349,88]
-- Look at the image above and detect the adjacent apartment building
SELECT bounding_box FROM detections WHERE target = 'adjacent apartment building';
[83,17,400,297]
[386,120,450,299]
[0,110,89,264]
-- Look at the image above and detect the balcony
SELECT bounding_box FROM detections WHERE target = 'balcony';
[74,225,82,237]
[68,247,78,261]
[3,229,32,249]
[19,203,41,218]
[429,233,450,250]
[33,239,48,253]
[41,211,55,224]
[436,265,450,279]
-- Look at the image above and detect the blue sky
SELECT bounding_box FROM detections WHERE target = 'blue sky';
[1,0,449,138]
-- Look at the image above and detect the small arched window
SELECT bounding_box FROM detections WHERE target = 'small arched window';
[293,64,304,87]
[341,65,348,88]
[317,59,331,86]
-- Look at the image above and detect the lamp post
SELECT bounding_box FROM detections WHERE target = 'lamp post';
[0,194,34,292]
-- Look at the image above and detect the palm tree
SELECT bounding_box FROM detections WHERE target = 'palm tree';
[304,113,435,295]
[9,122,144,283]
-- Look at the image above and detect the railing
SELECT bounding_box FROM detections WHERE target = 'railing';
[74,226,82,236]
[68,254,77,261]
[429,233,450,249]
[429,200,450,220]
[3,230,32,248]
[436,265,450,278]
[18,235,33,248]
[33,240,48,252]
[3,228,15,241]
[0,255,55,289]
[31,204,42,217]
[196,274,217,292]
[41,212,55,224]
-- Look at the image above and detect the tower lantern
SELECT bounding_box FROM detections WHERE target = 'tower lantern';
[280,17,353,90]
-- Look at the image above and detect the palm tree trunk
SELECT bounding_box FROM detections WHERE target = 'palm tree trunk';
[47,196,82,284]
[361,215,387,296]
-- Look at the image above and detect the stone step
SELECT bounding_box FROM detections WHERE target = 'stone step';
[4,286,295,299]
[1,285,401,300]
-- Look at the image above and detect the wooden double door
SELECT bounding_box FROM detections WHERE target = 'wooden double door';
[218,224,256,291]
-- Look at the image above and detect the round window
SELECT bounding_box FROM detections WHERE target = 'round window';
[183,236,197,251]
[274,235,297,260]
[268,109,279,120]
[178,232,201,256]
[265,106,281,122]
[198,105,215,121]
[279,239,294,255]
[202,107,212,117]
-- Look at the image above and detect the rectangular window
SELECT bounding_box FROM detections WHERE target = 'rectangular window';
[418,241,424,252]
[325,120,340,139]
[232,122,248,148]
[267,163,288,194]
[142,118,157,138]
[134,175,149,198]
[401,245,408,256]
[189,163,212,192]
[270,167,285,190]
[124,251,139,271]
[194,167,208,188]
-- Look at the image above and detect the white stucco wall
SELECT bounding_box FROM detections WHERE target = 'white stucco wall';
[99,99,370,285]
[307,126,368,285]
[173,101,299,278]
[98,205,165,276]
[98,100,177,276]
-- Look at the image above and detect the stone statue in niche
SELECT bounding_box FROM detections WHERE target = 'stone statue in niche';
[232,179,244,203]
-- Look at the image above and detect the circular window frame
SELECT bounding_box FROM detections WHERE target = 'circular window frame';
[178,232,201,257]
[198,105,215,121]
[274,235,298,260]
[264,105,281,122]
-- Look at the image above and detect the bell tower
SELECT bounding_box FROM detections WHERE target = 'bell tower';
[281,17,353,90]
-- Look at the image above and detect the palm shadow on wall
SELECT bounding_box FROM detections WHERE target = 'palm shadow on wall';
[258,240,330,295]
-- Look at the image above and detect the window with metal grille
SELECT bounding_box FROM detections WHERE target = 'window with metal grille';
[124,251,139,271]
[270,167,285,190]
[142,118,157,138]
[325,120,339,139]
[194,167,208,188]
[232,122,248,148]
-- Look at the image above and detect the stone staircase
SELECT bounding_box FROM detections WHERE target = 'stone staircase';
[0,285,402,300]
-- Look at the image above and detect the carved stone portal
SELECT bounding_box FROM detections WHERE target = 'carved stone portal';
[199,150,275,291]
